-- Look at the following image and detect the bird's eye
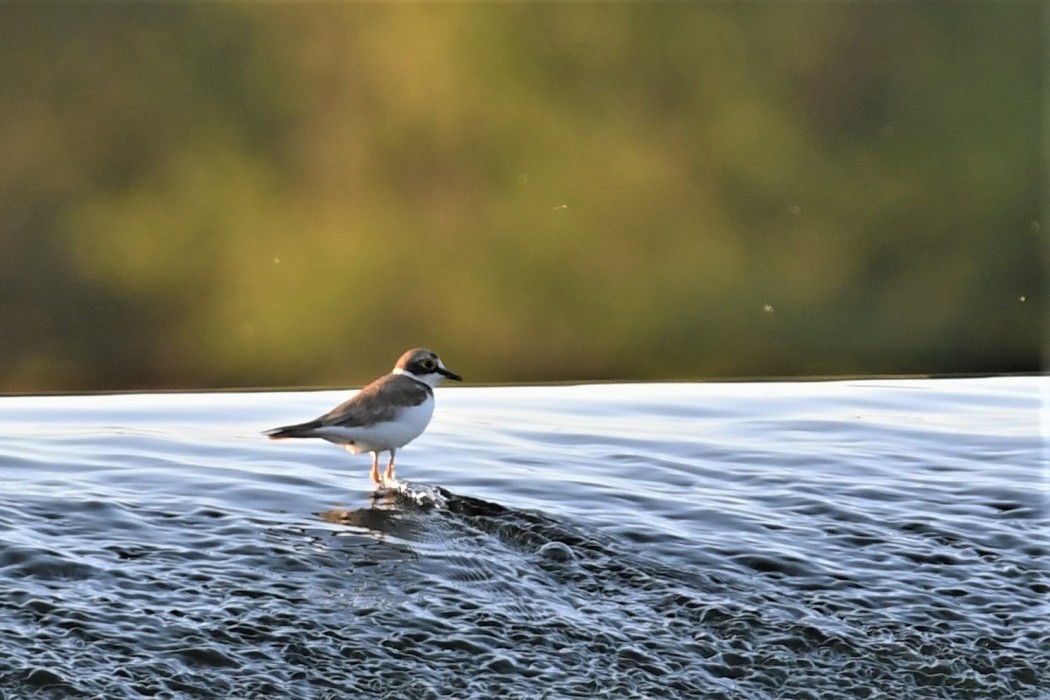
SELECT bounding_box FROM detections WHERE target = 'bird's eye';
[422,359,436,371]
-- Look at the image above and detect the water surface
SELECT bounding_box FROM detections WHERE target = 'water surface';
[1,377,1046,698]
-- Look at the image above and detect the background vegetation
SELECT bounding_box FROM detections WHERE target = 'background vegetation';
[0,3,1043,391]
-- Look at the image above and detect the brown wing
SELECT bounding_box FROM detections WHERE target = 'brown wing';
[318,375,431,428]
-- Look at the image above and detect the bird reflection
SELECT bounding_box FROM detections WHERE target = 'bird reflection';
[316,481,443,546]
[317,496,398,530]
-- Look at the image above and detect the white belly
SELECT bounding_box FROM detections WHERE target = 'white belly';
[314,399,435,453]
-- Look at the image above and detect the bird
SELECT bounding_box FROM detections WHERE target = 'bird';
[264,348,462,487]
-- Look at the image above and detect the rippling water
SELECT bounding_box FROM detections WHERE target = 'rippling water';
[1,377,1046,698]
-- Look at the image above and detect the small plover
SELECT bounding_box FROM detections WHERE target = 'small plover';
[264,348,461,486]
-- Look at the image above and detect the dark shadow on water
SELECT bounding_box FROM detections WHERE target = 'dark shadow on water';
[311,480,714,600]
[315,481,600,560]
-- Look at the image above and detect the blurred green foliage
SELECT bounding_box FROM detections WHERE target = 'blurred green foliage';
[0,3,1043,391]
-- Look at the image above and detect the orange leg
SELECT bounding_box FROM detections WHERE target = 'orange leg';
[369,452,382,485]
[383,449,397,484]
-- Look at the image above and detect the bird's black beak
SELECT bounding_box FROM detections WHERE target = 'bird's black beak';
[439,367,463,381]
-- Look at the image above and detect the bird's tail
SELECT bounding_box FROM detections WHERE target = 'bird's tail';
[263,419,323,440]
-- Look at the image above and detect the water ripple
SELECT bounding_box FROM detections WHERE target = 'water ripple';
[0,377,1046,698]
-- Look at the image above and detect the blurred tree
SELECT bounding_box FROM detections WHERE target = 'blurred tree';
[0,2,1041,391]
